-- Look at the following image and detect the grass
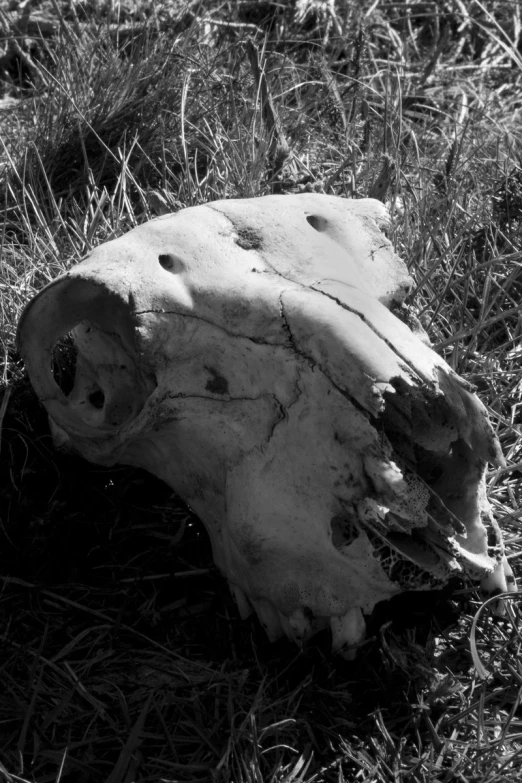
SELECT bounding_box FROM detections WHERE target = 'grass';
[1,0,522,780]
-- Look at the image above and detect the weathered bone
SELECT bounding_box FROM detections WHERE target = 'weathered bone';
[17,194,515,657]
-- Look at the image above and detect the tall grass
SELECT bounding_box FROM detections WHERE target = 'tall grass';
[1,1,522,781]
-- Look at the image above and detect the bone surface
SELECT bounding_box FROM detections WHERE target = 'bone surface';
[17,194,516,657]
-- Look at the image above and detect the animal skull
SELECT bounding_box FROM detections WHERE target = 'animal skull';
[17,194,515,657]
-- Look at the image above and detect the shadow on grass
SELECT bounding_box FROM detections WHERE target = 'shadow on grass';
[1,380,491,782]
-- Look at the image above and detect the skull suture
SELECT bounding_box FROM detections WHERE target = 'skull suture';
[17,194,516,657]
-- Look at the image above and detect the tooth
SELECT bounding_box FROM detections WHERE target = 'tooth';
[330,607,366,659]
[230,584,253,620]
[251,598,284,641]
[504,558,518,593]
[480,557,517,617]
[277,612,294,640]
[49,417,71,449]
[278,608,312,643]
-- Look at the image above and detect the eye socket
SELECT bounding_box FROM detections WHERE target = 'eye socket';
[158,253,183,273]
[306,215,328,232]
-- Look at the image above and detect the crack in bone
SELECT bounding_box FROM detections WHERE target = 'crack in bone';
[203,209,429,389]
[278,292,385,421]
[160,388,298,449]
[309,285,435,387]
[132,308,289,347]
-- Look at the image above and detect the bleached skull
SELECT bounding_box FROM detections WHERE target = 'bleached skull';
[17,194,515,657]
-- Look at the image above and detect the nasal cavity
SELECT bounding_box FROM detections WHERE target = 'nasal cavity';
[306,215,328,232]
[158,253,184,273]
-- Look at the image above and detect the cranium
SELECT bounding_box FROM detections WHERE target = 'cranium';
[17,194,515,657]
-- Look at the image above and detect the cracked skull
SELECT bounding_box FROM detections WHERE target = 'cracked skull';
[17,194,516,657]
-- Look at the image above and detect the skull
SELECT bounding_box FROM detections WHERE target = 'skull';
[17,194,515,657]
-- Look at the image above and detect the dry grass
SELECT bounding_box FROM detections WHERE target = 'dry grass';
[1,0,522,781]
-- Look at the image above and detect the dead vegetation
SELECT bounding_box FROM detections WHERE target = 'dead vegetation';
[1,0,522,781]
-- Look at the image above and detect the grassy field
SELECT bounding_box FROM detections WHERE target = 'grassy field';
[1,0,522,781]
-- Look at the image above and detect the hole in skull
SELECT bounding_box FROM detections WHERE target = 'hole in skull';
[52,334,78,396]
[235,228,263,250]
[88,389,105,409]
[330,514,359,549]
[306,214,328,232]
[158,253,183,273]
[205,366,229,396]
